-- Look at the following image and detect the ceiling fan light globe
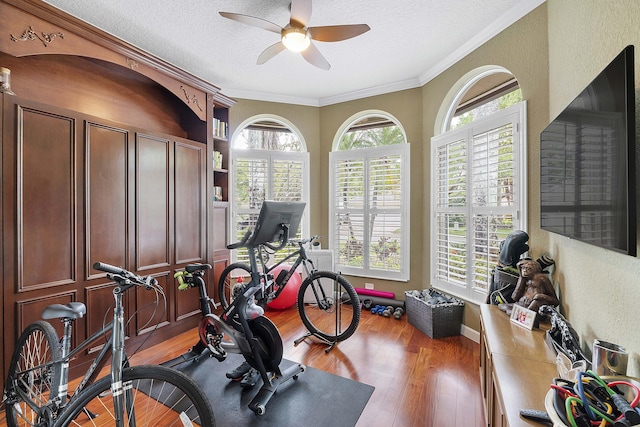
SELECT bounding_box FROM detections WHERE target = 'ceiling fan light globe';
[282,28,310,52]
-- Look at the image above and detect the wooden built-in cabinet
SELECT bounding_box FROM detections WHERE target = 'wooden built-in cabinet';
[0,0,234,387]
[479,304,558,427]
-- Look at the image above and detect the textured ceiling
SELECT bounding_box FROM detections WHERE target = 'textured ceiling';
[42,0,545,106]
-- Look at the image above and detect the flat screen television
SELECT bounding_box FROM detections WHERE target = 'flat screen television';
[540,45,636,256]
[249,200,306,245]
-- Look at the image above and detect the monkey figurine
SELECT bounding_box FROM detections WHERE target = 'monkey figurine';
[511,259,559,312]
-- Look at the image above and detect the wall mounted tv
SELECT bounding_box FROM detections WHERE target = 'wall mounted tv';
[540,45,636,256]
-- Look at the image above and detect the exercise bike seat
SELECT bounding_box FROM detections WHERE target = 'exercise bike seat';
[185,263,211,274]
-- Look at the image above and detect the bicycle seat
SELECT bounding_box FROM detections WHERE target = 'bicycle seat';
[42,302,87,320]
[186,264,212,273]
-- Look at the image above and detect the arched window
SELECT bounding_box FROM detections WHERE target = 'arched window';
[230,115,310,262]
[329,111,410,281]
[448,74,522,130]
[431,68,527,303]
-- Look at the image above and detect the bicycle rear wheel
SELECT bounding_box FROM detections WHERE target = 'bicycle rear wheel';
[58,364,215,427]
[5,320,61,427]
[297,271,360,342]
[217,262,251,310]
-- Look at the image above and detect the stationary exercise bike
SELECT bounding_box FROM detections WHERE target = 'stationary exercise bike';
[168,202,307,415]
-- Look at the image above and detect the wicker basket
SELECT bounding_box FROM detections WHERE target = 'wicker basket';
[405,289,464,339]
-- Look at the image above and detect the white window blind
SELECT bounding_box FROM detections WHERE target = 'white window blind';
[330,144,410,281]
[431,102,526,303]
[231,150,309,263]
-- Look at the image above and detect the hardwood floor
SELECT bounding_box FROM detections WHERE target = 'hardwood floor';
[0,306,485,427]
[129,306,486,427]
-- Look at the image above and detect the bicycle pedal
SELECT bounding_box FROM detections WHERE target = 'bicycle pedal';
[207,344,227,362]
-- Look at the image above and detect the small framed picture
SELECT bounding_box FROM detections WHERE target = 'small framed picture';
[510,304,536,330]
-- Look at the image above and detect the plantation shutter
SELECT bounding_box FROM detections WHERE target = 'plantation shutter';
[330,144,410,280]
[368,153,403,272]
[434,137,468,288]
[431,102,525,303]
[470,122,517,293]
[231,151,309,263]
[273,158,304,202]
[334,157,365,269]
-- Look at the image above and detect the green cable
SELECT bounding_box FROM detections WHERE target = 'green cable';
[585,370,611,391]
[565,396,615,426]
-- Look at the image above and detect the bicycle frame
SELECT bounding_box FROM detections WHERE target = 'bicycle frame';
[9,269,153,427]
[55,320,115,406]
[254,238,318,300]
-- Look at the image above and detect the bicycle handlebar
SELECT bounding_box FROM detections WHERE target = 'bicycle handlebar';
[227,231,321,252]
[296,235,320,246]
[92,261,157,289]
[227,229,252,250]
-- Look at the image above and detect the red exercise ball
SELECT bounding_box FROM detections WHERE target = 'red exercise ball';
[267,265,302,310]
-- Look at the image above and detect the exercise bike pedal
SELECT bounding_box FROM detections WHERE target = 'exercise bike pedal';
[206,344,227,362]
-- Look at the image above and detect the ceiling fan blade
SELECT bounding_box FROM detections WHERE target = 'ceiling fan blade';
[290,0,312,28]
[308,24,371,42]
[219,12,282,34]
[257,42,286,65]
[301,42,330,70]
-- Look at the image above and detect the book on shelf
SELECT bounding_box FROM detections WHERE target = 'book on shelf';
[213,150,223,170]
[213,186,223,201]
[213,118,228,140]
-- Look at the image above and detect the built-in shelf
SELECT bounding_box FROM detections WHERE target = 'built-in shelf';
[212,106,229,203]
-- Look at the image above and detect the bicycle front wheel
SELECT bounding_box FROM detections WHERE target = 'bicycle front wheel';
[297,271,360,342]
[217,262,251,310]
[58,365,214,427]
[5,320,61,427]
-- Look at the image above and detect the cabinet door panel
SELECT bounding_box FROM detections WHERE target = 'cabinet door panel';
[175,140,205,264]
[18,107,75,290]
[86,122,129,277]
[136,134,170,270]
[136,272,170,334]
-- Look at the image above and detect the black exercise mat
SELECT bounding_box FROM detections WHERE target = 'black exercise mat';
[172,353,374,427]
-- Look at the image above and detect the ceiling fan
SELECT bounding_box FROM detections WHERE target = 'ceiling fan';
[219,0,370,70]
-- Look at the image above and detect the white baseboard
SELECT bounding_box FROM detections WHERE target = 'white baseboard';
[461,324,480,343]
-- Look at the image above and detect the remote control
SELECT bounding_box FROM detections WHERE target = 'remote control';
[519,408,552,424]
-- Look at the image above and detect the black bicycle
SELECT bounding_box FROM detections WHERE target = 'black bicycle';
[3,262,215,427]
[218,233,360,351]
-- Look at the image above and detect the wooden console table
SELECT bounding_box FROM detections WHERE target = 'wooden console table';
[480,304,559,426]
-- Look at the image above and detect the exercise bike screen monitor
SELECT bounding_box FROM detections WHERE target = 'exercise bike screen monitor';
[249,200,306,246]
